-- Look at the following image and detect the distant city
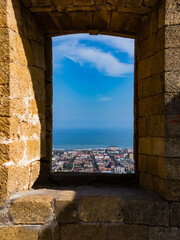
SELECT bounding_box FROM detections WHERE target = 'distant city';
[52,146,134,174]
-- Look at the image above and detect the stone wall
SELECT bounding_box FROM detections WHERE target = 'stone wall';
[0,0,180,239]
[1,187,180,240]
[137,0,180,201]
[0,0,47,205]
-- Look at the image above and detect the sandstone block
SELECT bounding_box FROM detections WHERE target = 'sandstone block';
[165,93,180,115]
[39,224,60,240]
[170,202,180,227]
[138,137,165,156]
[0,28,9,62]
[0,117,10,139]
[9,140,26,162]
[139,34,155,60]
[165,71,180,93]
[158,3,165,29]
[61,224,107,240]
[143,0,158,8]
[93,11,111,31]
[160,158,180,180]
[151,50,165,75]
[149,226,180,240]
[31,41,45,70]
[138,57,151,79]
[126,0,143,8]
[73,0,94,6]
[29,66,45,99]
[165,0,180,25]
[165,25,180,48]
[110,12,130,32]
[0,164,30,205]
[29,160,40,188]
[165,137,180,157]
[142,73,164,98]
[54,200,78,223]
[31,0,52,7]
[10,63,31,98]
[107,0,124,6]
[139,172,153,191]
[166,115,180,137]
[165,48,180,72]
[138,117,146,137]
[138,154,160,176]
[0,226,38,240]
[53,0,73,6]
[147,115,165,137]
[9,31,34,66]
[0,166,8,206]
[27,139,40,160]
[81,196,123,222]
[108,225,148,240]
[0,96,10,116]
[124,199,169,226]
[9,195,53,224]
[0,62,9,84]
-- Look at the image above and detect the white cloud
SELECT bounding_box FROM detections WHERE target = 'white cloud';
[97,96,111,102]
[53,34,134,77]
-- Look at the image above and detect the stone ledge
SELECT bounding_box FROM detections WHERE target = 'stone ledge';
[6,186,170,226]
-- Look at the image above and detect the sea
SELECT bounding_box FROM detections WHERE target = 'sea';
[53,128,133,150]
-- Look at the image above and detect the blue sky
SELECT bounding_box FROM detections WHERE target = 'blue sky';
[52,34,134,130]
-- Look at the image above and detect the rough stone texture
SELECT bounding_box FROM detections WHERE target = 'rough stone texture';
[38,224,60,240]
[0,0,180,239]
[0,226,38,240]
[61,224,107,240]
[170,202,180,227]
[148,227,180,240]
[0,0,48,204]
[81,196,123,222]
[124,200,169,226]
[108,224,148,240]
[9,196,53,224]
[54,200,78,223]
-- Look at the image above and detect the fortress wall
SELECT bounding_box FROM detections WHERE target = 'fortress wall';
[137,0,180,201]
[0,0,47,205]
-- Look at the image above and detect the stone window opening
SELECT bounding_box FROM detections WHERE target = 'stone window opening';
[0,0,180,239]
[51,33,136,186]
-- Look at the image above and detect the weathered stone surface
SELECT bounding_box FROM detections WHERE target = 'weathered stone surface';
[138,137,165,156]
[39,224,60,240]
[29,160,40,188]
[149,227,180,240]
[31,41,45,69]
[73,0,94,6]
[0,226,38,240]
[165,71,180,93]
[161,158,180,180]
[124,199,169,226]
[165,137,180,158]
[170,202,180,227]
[108,224,148,240]
[0,117,10,139]
[27,139,40,160]
[81,196,123,222]
[9,196,53,224]
[61,224,107,240]
[165,48,180,72]
[55,200,78,223]
[147,115,165,137]
[0,164,31,205]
